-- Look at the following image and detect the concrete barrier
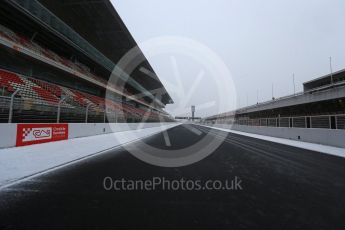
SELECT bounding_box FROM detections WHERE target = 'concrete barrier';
[211,124,345,148]
[0,124,17,148]
[68,123,170,138]
[0,123,176,149]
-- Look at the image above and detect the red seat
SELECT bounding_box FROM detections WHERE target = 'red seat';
[0,66,163,121]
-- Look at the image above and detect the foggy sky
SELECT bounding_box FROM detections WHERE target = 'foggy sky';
[112,0,345,117]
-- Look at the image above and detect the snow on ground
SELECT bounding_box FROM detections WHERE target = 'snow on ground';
[199,125,345,158]
[0,123,180,188]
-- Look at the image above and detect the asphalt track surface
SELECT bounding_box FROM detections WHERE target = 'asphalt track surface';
[0,124,345,229]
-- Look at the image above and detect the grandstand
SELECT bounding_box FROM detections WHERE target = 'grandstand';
[204,69,345,130]
[0,0,173,123]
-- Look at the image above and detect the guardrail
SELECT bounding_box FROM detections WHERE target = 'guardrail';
[0,95,122,123]
[0,93,173,123]
[211,114,345,130]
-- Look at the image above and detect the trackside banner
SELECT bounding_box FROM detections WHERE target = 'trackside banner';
[16,124,68,147]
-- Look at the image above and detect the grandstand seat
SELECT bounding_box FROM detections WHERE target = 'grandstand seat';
[0,22,165,122]
[0,24,142,103]
[32,86,59,103]
[0,69,60,105]
[29,78,63,98]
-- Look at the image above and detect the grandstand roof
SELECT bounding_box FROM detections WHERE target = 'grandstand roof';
[204,69,345,120]
[36,0,172,105]
[303,69,345,91]
[2,0,173,106]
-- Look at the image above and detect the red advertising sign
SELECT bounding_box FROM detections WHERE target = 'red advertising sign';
[16,124,68,147]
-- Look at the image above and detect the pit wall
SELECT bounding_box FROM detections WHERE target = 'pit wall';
[210,124,345,148]
[0,123,176,148]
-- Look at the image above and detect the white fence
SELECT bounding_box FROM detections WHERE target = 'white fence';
[229,114,345,130]
[0,122,176,148]
[210,124,345,148]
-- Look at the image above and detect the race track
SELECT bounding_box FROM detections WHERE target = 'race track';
[0,124,344,229]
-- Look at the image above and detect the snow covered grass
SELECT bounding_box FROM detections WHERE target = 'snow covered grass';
[199,125,345,158]
[0,123,180,188]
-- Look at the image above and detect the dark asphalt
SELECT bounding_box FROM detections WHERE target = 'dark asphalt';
[0,124,345,229]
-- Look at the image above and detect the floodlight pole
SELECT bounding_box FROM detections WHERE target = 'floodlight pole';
[103,107,106,123]
[330,57,334,85]
[85,104,91,123]
[57,96,68,123]
[8,89,21,123]
[257,90,259,104]
[293,73,296,95]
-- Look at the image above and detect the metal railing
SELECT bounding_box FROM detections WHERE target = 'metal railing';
[0,93,172,123]
[0,95,122,124]
[211,114,345,130]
